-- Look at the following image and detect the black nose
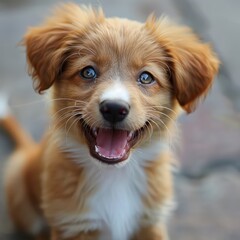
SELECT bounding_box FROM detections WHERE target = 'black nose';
[100,100,130,123]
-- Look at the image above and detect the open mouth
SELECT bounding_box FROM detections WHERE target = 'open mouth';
[81,122,143,165]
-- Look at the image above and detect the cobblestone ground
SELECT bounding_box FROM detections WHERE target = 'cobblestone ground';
[0,0,239,239]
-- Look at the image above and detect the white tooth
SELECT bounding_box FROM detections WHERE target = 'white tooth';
[93,127,97,136]
[95,145,99,153]
[128,131,134,140]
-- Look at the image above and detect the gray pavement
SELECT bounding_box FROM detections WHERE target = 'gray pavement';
[0,0,240,239]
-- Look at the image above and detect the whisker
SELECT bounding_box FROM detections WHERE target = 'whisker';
[145,105,177,116]
[51,109,83,131]
[64,111,81,134]
[65,114,82,140]
[145,122,152,141]
[51,105,84,120]
[50,98,88,105]
[11,99,47,108]
[51,113,74,131]
[64,112,83,144]
[146,121,154,141]
[150,117,172,142]
[11,97,88,110]
[148,118,162,133]
[146,110,178,130]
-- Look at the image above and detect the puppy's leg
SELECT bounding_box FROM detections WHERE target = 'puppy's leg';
[4,146,45,235]
[51,229,100,240]
[132,224,168,240]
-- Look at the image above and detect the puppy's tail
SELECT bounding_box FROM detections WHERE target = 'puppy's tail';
[0,94,35,149]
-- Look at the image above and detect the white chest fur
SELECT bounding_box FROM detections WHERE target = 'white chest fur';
[88,164,147,240]
[58,137,170,240]
[57,159,147,240]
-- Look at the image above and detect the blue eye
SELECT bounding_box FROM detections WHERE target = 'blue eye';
[80,66,97,80]
[138,72,155,85]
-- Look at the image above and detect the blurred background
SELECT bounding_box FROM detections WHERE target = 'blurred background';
[0,0,240,239]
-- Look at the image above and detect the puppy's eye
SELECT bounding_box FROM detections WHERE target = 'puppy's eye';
[80,66,97,80]
[138,72,155,85]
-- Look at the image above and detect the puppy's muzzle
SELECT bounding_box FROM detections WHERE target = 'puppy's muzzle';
[100,100,130,123]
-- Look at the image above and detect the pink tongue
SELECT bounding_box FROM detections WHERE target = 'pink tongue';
[96,128,128,159]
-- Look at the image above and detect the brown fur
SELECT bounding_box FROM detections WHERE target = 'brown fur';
[132,224,168,240]
[4,3,219,240]
[51,229,100,240]
[146,16,219,112]
[4,127,42,234]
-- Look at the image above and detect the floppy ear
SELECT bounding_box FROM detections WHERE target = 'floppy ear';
[146,17,219,113]
[23,4,104,93]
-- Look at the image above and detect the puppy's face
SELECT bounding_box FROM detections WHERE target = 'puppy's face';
[24,4,219,165]
[51,18,174,165]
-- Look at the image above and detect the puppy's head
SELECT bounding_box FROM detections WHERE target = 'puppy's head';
[24,4,219,165]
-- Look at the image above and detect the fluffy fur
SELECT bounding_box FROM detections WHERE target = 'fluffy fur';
[4,4,219,240]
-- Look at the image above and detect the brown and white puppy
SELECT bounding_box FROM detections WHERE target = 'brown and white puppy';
[4,4,219,240]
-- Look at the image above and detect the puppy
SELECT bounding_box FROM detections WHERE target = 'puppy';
[4,3,219,240]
